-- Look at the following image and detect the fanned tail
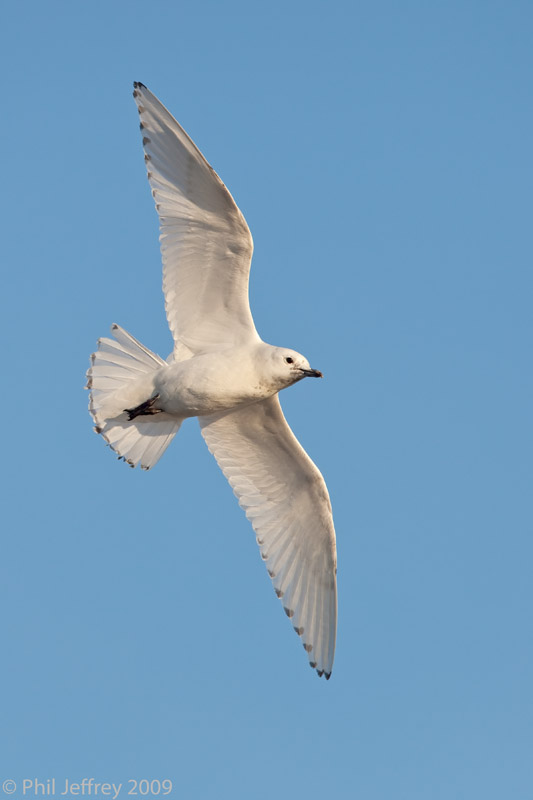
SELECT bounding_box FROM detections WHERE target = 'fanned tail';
[86,324,181,469]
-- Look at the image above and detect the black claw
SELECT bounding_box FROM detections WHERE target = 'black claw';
[124,394,161,420]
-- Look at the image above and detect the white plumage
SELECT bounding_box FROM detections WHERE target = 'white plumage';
[87,83,337,678]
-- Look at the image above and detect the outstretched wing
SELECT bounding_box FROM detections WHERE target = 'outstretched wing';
[199,396,337,678]
[133,83,259,357]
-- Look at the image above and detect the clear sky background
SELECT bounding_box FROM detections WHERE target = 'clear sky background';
[1,1,531,797]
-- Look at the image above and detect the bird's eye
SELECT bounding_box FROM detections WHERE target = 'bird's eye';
[285,356,294,364]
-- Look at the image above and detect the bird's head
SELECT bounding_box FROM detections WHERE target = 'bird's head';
[267,346,323,389]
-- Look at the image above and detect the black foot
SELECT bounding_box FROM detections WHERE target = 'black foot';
[124,394,162,421]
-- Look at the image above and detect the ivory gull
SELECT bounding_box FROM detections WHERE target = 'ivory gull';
[86,83,337,678]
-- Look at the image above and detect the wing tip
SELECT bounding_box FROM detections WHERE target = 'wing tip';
[309,660,332,680]
[314,667,332,680]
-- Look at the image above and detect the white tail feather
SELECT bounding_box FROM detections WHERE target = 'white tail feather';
[86,324,181,469]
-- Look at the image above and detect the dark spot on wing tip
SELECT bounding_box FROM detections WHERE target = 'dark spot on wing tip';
[139,121,145,130]
[317,669,324,677]
[111,323,118,330]
[144,154,151,162]
[261,552,268,561]
[93,425,102,434]
[310,661,317,669]
[303,643,313,653]
[267,568,275,578]
[142,136,151,146]
[325,672,332,680]
[284,607,294,618]
[141,464,150,471]
[293,626,304,636]
[133,81,146,89]
[275,588,284,598]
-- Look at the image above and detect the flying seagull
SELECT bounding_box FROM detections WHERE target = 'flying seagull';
[86,83,337,678]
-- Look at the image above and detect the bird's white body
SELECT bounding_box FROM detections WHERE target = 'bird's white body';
[87,83,337,679]
[96,341,315,420]
[157,343,314,417]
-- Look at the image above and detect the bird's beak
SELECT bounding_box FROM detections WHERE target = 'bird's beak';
[301,368,323,378]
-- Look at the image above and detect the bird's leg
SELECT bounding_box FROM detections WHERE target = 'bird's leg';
[124,394,162,420]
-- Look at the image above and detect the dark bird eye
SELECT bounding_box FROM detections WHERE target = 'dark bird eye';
[285,356,294,364]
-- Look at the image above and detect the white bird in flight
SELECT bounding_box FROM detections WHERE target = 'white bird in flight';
[87,83,337,678]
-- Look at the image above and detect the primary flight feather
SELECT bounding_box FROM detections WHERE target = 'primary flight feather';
[86,83,337,678]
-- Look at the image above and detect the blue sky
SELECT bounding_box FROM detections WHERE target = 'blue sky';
[1,0,532,797]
